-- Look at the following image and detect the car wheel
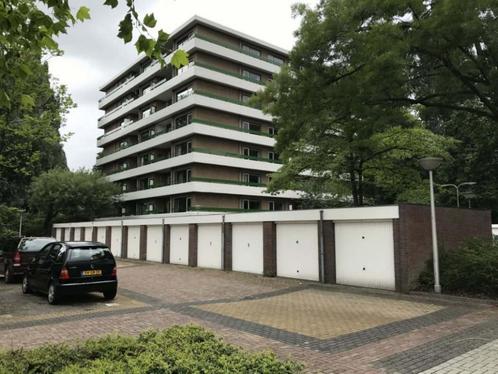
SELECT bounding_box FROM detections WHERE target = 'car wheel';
[47,283,59,305]
[103,288,117,300]
[4,267,13,284]
[22,275,32,294]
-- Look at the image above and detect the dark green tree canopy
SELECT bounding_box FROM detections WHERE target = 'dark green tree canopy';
[29,169,121,233]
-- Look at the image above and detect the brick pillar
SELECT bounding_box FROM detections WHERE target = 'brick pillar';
[188,224,198,267]
[80,227,85,241]
[263,222,277,277]
[392,218,404,292]
[105,227,112,247]
[61,228,65,241]
[322,221,336,284]
[51,227,56,238]
[139,225,147,261]
[162,224,170,264]
[69,227,75,241]
[92,227,97,242]
[121,226,128,259]
[223,223,232,271]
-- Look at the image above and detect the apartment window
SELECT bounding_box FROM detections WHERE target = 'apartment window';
[242,69,261,82]
[142,83,154,96]
[243,147,259,159]
[174,197,190,212]
[242,44,261,58]
[268,54,284,66]
[141,128,155,141]
[175,141,192,156]
[241,93,252,104]
[269,201,284,211]
[242,199,260,210]
[175,112,192,129]
[148,178,155,188]
[165,172,171,186]
[176,87,193,101]
[122,184,127,192]
[241,121,261,133]
[175,169,191,184]
[176,31,194,48]
[120,161,128,170]
[119,140,128,149]
[268,152,279,161]
[242,173,261,185]
[268,127,276,136]
[140,153,156,166]
[121,117,133,127]
[142,105,156,119]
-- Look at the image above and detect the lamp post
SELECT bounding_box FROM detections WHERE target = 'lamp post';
[18,209,25,237]
[439,182,476,208]
[419,157,443,293]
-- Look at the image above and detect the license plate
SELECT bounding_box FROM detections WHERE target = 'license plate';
[81,270,102,276]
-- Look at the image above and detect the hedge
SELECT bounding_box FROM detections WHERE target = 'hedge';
[418,238,498,298]
[0,325,303,373]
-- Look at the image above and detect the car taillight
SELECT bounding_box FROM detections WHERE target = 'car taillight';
[13,251,21,264]
[59,267,70,280]
[111,266,117,277]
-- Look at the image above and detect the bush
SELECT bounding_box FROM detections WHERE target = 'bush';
[0,325,303,374]
[418,238,498,298]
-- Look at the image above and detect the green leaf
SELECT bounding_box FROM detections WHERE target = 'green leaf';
[20,94,35,109]
[117,14,133,43]
[76,6,91,21]
[19,63,32,77]
[171,49,189,68]
[103,0,119,8]
[135,35,155,56]
[143,13,157,28]
[40,36,58,50]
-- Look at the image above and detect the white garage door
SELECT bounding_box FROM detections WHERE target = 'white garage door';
[170,225,189,265]
[335,221,395,290]
[232,223,263,274]
[74,228,81,241]
[84,227,93,241]
[277,222,319,281]
[197,224,222,269]
[97,227,106,244]
[147,225,163,262]
[127,226,141,259]
[111,226,122,257]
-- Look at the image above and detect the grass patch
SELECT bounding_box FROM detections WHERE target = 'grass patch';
[0,325,303,373]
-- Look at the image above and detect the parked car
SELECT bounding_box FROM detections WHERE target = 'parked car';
[22,241,118,305]
[1,237,56,283]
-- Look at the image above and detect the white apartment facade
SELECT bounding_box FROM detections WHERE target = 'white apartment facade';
[96,16,300,215]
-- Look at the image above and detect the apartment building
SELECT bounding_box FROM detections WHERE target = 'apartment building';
[95,16,300,215]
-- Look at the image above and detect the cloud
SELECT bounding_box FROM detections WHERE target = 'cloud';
[48,0,318,170]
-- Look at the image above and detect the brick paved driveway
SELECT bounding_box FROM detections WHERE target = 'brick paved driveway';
[1,260,497,373]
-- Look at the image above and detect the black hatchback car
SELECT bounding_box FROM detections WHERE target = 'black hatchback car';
[22,241,117,304]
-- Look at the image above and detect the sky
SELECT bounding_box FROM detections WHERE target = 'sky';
[48,0,318,170]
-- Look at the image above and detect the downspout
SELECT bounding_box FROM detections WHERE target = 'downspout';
[221,214,225,269]
[319,209,325,283]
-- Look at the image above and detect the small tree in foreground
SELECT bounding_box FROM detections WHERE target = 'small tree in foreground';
[29,169,120,234]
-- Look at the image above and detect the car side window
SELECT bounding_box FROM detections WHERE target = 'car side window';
[48,244,62,262]
[38,244,53,262]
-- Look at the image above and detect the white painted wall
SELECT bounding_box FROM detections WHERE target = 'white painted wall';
[111,226,122,257]
[170,225,189,265]
[127,226,141,259]
[335,221,395,290]
[276,222,319,281]
[55,228,62,241]
[197,224,222,269]
[147,225,163,262]
[84,227,93,241]
[97,227,107,244]
[74,228,81,241]
[232,223,263,274]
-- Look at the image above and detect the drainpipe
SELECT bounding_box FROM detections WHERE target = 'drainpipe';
[221,214,225,269]
[319,210,325,283]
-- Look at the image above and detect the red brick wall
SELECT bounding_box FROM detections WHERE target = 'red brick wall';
[397,204,491,291]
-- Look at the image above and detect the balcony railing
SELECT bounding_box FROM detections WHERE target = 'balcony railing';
[193,33,284,66]
[191,147,281,164]
[194,89,260,109]
[191,176,266,187]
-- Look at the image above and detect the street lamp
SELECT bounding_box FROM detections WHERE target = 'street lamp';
[419,157,443,294]
[439,182,476,208]
[18,209,26,237]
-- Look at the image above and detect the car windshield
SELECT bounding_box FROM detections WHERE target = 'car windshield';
[68,247,113,262]
[19,238,56,252]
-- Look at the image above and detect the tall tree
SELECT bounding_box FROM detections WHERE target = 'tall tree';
[0,53,71,206]
[29,169,121,233]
